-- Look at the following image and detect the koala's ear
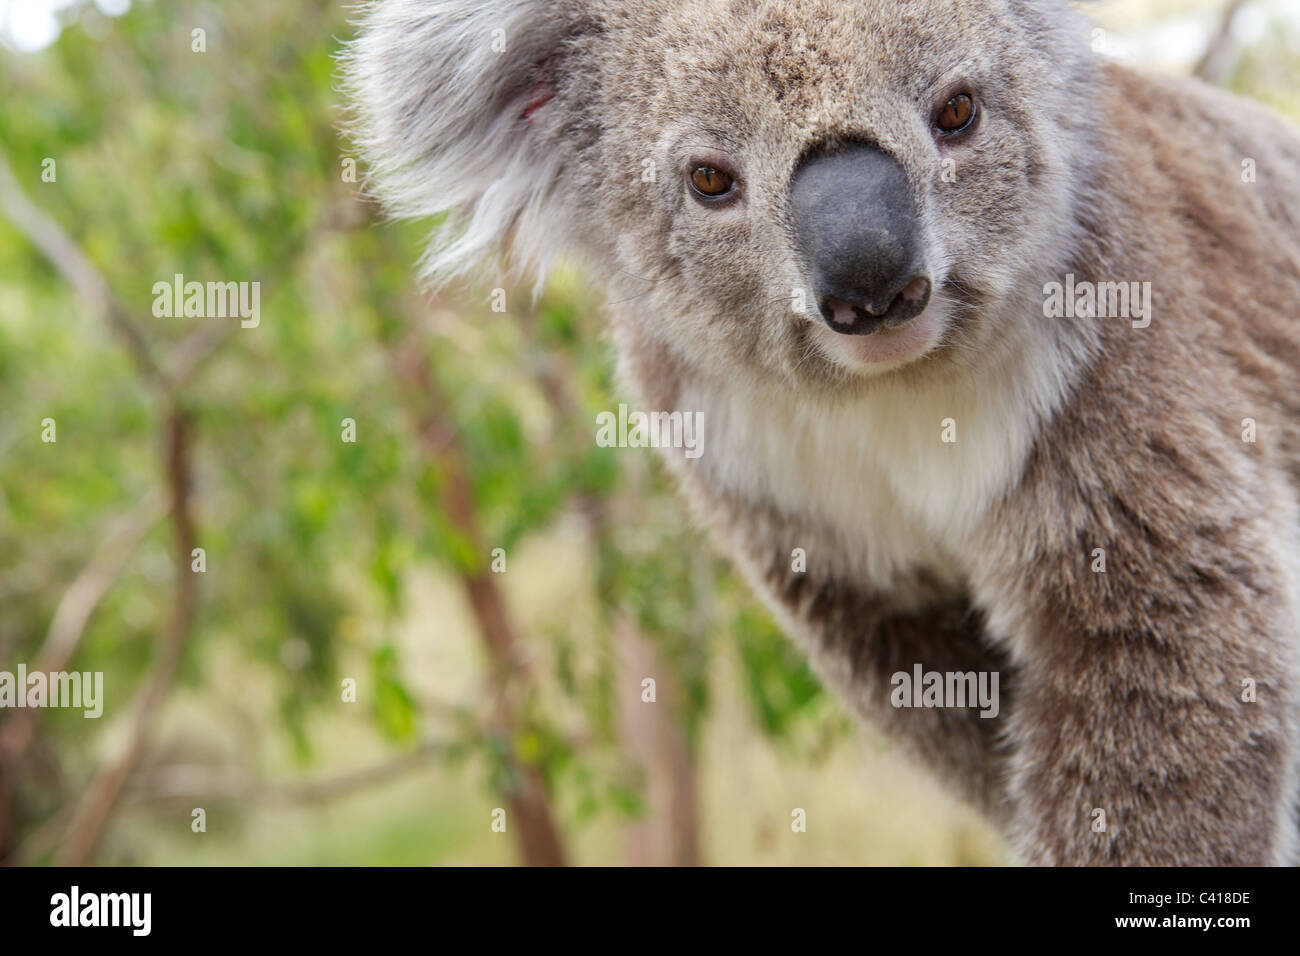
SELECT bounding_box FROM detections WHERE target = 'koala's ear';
[342,0,584,286]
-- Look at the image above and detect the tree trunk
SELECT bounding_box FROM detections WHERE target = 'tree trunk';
[615,618,700,866]
[393,342,568,867]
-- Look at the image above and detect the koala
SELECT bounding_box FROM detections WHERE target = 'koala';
[345,0,1300,865]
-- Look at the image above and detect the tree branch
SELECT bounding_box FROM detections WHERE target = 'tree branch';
[0,488,170,766]
[385,318,568,867]
[126,740,447,808]
[54,410,200,865]
[0,154,167,392]
[1194,0,1249,84]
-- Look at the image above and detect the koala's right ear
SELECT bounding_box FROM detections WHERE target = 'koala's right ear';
[342,0,587,286]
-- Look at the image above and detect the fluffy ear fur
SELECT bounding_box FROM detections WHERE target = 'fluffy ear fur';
[341,0,582,286]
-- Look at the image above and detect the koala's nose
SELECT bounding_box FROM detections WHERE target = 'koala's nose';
[790,143,932,336]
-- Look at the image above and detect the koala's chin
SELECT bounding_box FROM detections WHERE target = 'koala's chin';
[806,296,951,379]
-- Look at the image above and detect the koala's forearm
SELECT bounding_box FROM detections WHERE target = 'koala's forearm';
[973,407,1300,865]
[779,580,1014,822]
[699,493,1015,821]
[1006,634,1296,866]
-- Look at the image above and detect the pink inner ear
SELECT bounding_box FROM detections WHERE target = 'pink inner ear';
[523,79,554,124]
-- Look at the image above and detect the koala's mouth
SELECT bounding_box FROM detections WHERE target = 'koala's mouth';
[821,277,933,336]
[808,276,948,375]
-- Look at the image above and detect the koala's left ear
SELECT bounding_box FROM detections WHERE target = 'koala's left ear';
[342,0,586,286]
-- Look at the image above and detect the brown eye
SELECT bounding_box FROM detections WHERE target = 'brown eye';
[936,92,977,135]
[690,165,735,199]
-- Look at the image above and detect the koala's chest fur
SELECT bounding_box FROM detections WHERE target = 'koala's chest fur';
[674,351,1060,595]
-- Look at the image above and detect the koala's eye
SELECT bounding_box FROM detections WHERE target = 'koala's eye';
[689,165,735,200]
[935,92,978,136]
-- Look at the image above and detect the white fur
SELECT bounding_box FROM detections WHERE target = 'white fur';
[675,300,1079,591]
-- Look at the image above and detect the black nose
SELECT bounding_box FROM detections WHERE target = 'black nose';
[790,143,932,335]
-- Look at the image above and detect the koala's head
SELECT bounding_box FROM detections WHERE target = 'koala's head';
[345,0,1098,391]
